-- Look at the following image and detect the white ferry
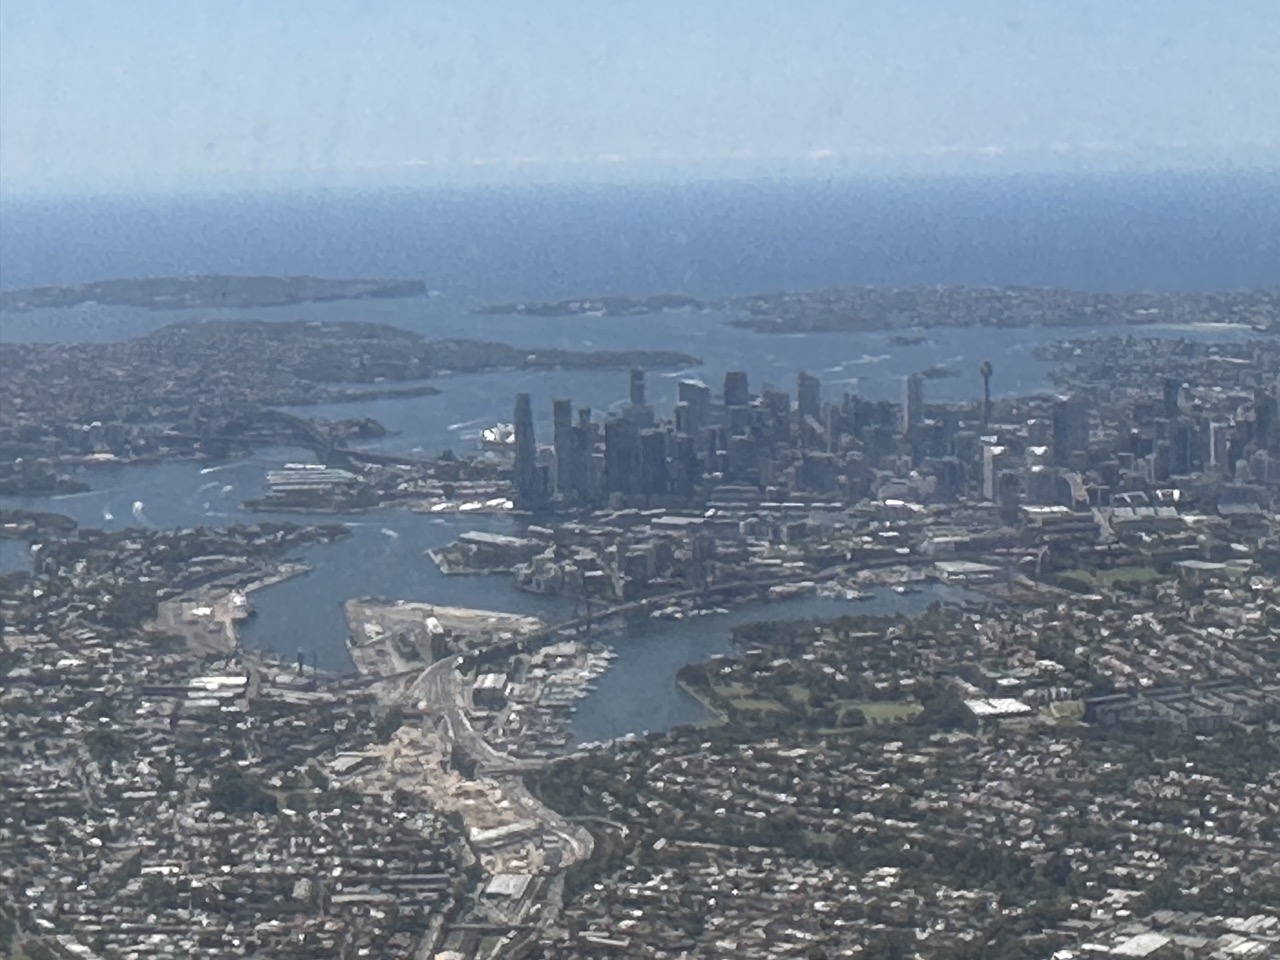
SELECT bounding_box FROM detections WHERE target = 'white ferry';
[481,423,516,450]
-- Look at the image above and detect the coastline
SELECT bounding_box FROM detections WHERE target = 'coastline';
[675,676,729,728]
[150,560,312,657]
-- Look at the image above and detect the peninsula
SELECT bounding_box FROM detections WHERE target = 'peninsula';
[476,285,1280,333]
[474,293,706,317]
[0,274,427,313]
[730,285,1279,333]
[0,318,700,494]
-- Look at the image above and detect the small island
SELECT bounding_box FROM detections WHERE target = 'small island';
[0,274,428,313]
[474,293,706,317]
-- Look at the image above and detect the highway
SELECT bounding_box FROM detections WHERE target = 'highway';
[405,654,593,938]
[393,554,952,949]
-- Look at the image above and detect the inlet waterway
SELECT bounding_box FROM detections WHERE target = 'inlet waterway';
[568,582,966,745]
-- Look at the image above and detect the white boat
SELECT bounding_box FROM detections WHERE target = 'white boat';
[481,423,516,450]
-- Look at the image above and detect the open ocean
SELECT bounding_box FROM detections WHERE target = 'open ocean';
[3,170,1279,301]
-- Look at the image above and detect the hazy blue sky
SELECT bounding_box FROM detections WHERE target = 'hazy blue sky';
[2,0,1277,193]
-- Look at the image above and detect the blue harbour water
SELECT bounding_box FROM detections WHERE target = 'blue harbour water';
[568,582,966,745]
[2,171,1277,737]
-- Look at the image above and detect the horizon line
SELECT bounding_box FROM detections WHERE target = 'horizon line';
[3,146,1279,202]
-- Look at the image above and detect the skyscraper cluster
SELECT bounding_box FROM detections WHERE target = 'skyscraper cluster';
[513,367,847,511]
[510,358,1269,518]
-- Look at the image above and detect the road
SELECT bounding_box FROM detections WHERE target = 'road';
[404,654,593,940]
[389,554,948,952]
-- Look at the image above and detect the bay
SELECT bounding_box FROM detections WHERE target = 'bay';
[2,172,1273,737]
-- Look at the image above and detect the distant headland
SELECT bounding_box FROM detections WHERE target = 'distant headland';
[475,285,1279,334]
[0,274,428,313]
[474,293,706,318]
[0,317,700,495]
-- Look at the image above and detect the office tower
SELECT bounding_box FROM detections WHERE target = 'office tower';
[763,388,790,418]
[725,435,759,481]
[678,379,712,420]
[983,444,1008,501]
[621,368,654,427]
[1052,397,1089,466]
[724,370,750,408]
[901,373,924,435]
[669,433,699,499]
[571,408,596,503]
[951,429,980,465]
[1171,422,1195,476]
[630,368,646,407]
[513,393,543,510]
[691,533,714,591]
[797,371,821,421]
[980,360,994,426]
[761,388,792,443]
[674,402,693,436]
[1256,387,1275,452]
[678,378,712,448]
[552,399,573,495]
[1024,464,1057,505]
[639,429,669,496]
[1151,441,1172,482]
[928,456,965,500]
[604,417,641,495]
[1163,379,1182,419]
[727,405,752,436]
[1208,421,1231,473]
